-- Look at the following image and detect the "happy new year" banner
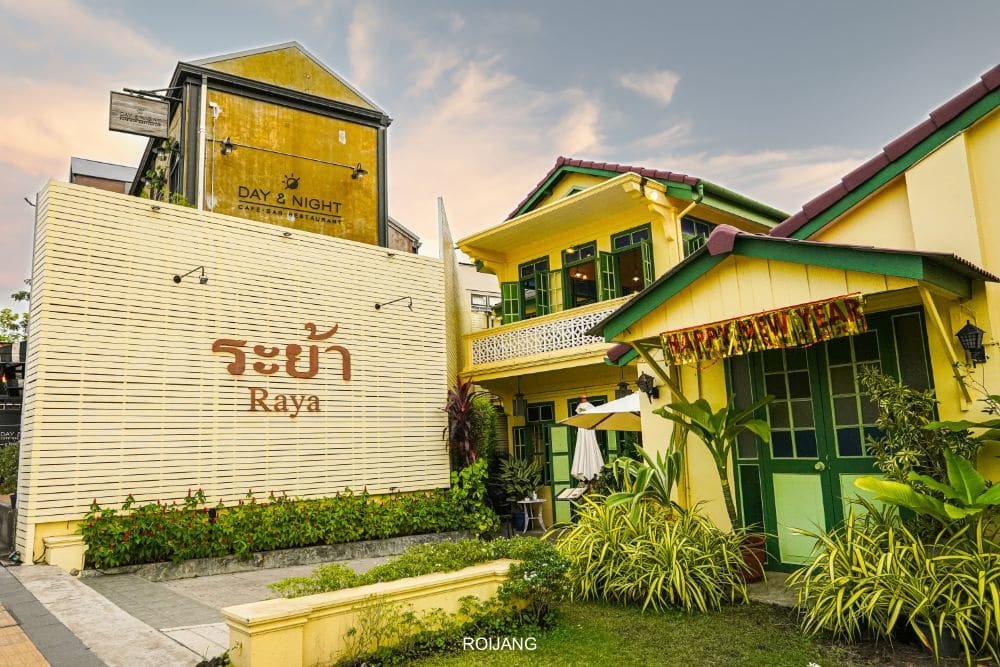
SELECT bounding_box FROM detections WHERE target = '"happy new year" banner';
[659,293,867,365]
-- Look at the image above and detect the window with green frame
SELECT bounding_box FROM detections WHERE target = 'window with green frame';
[516,256,550,320]
[610,224,654,297]
[562,242,598,309]
[681,216,715,257]
[513,402,555,483]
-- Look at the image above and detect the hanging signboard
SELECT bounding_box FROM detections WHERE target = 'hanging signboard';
[659,293,867,365]
[109,91,170,139]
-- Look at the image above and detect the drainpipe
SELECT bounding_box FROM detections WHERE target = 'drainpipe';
[676,181,704,220]
[195,74,208,210]
[673,182,704,263]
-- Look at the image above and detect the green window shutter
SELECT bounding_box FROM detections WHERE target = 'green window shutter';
[598,251,619,301]
[547,269,564,313]
[605,430,620,460]
[640,239,654,287]
[535,271,551,315]
[501,281,521,324]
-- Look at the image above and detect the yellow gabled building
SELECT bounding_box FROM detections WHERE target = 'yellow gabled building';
[593,65,1000,570]
[457,159,787,524]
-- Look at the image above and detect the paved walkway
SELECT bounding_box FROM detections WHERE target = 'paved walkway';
[81,555,388,658]
[0,565,105,666]
[12,564,198,666]
[0,604,50,666]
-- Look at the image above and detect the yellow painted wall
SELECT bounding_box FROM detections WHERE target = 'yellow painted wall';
[965,110,1000,478]
[634,355,734,530]
[530,172,606,209]
[203,89,379,244]
[17,182,450,561]
[906,136,983,264]
[813,179,915,248]
[200,45,376,110]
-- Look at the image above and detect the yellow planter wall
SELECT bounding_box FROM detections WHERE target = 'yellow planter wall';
[222,560,514,667]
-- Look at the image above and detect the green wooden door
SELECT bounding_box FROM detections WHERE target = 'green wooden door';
[754,346,833,565]
[547,425,573,523]
[743,308,932,569]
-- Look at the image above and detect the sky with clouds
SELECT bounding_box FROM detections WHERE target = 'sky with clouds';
[2,0,1000,311]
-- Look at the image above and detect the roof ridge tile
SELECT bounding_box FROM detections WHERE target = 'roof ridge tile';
[771,64,1000,238]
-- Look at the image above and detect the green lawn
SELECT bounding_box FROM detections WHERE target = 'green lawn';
[413,601,941,667]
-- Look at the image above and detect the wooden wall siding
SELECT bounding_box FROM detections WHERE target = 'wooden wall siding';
[628,255,915,341]
[17,182,449,553]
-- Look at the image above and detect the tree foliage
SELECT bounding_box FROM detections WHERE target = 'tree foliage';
[0,280,30,343]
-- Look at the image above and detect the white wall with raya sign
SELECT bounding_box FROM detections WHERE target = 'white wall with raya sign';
[16,182,449,558]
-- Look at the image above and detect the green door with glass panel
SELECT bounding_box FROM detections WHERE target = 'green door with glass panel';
[731,308,933,569]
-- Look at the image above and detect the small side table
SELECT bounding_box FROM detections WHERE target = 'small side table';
[517,499,546,532]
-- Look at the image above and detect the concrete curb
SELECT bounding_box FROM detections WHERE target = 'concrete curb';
[80,530,469,582]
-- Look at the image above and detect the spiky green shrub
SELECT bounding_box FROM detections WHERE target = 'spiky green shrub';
[556,499,748,612]
[788,500,1000,663]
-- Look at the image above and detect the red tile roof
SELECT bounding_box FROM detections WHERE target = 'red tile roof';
[771,65,1000,238]
[506,156,700,220]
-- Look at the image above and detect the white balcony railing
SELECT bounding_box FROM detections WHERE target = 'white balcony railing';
[469,301,625,366]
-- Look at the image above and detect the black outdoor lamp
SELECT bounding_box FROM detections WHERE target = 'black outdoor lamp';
[615,367,631,400]
[636,372,659,401]
[220,137,235,156]
[173,266,208,285]
[956,320,988,365]
[513,377,527,417]
[351,163,368,180]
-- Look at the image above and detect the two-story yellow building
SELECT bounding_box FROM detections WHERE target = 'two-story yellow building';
[592,65,1000,570]
[457,159,787,523]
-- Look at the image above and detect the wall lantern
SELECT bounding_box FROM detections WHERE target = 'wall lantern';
[513,377,527,417]
[956,320,988,365]
[374,296,413,311]
[173,266,208,285]
[636,372,659,401]
[220,137,235,156]
[351,163,368,180]
[615,367,631,400]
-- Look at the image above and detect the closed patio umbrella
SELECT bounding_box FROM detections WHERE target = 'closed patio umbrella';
[569,400,604,482]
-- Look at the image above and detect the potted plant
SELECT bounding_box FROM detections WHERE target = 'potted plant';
[500,457,543,531]
[655,394,774,582]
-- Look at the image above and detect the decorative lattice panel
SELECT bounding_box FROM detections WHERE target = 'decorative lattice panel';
[471,307,618,365]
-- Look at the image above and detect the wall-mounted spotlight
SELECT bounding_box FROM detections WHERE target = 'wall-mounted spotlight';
[150,204,162,212]
[374,296,413,311]
[351,163,368,180]
[220,137,235,156]
[636,372,659,401]
[956,320,988,365]
[173,266,208,285]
